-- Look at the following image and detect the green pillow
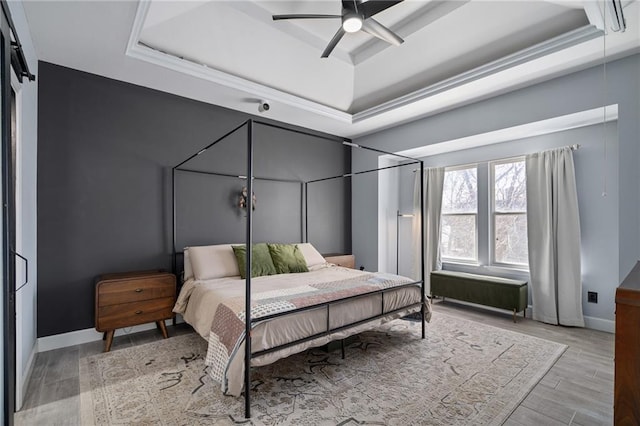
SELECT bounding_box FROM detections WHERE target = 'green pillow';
[268,243,309,274]
[232,243,277,279]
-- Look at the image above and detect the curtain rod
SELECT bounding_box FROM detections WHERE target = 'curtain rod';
[411,144,581,172]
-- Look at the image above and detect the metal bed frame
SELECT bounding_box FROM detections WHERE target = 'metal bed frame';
[171,119,425,419]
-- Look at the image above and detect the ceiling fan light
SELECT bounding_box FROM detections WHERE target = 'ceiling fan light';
[343,15,362,33]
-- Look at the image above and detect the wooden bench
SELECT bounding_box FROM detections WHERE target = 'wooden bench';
[431,270,528,322]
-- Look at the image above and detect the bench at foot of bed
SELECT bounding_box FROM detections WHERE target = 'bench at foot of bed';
[431,270,527,322]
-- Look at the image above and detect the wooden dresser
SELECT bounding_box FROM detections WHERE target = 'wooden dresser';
[323,254,355,269]
[95,270,176,352]
[615,261,640,425]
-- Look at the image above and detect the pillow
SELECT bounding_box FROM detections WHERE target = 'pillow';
[268,243,309,274]
[297,243,326,268]
[188,244,240,280]
[232,243,277,279]
[183,248,194,281]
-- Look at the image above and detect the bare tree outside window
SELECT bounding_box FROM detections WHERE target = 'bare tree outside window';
[492,160,528,266]
[441,167,477,261]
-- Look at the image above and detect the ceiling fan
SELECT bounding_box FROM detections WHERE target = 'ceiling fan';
[272,0,404,58]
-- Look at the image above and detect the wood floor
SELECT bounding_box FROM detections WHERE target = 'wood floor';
[15,302,614,425]
[436,302,615,426]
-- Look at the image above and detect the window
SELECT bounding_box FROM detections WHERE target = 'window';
[440,166,477,262]
[437,159,529,270]
[491,159,528,266]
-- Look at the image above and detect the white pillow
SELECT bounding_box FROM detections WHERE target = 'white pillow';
[188,244,240,280]
[297,243,326,268]
[183,248,194,281]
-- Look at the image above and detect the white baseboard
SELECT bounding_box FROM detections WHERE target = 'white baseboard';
[16,344,37,410]
[436,298,614,333]
[583,315,615,333]
[37,317,184,353]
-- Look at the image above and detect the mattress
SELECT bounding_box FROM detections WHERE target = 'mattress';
[174,264,429,395]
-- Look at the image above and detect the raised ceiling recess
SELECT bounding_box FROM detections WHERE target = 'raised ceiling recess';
[133,0,598,114]
[22,0,639,137]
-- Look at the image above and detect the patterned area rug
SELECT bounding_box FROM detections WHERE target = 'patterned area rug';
[79,313,566,425]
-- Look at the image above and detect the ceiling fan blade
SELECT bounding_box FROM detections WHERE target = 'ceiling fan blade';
[321,27,346,58]
[362,18,403,46]
[360,1,403,19]
[342,0,357,11]
[272,14,342,21]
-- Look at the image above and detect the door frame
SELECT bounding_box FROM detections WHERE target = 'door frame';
[10,68,24,411]
[0,5,15,425]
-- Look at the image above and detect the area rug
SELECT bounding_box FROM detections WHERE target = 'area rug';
[79,313,566,425]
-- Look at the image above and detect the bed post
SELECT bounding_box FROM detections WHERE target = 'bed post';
[304,182,309,242]
[171,167,177,276]
[244,119,253,419]
[420,160,426,339]
[301,182,305,243]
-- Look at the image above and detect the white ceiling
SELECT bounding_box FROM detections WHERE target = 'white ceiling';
[22,0,640,138]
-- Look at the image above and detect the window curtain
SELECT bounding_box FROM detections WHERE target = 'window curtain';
[526,147,584,326]
[412,167,445,302]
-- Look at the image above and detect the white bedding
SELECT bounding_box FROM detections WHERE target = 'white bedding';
[174,264,429,395]
[175,264,355,337]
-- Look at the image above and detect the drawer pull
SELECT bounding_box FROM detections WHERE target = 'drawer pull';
[135,288,143,293]
[135,310,143,315]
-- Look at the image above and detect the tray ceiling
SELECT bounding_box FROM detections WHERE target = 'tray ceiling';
[137,0,590,113]
[22,0,640,137]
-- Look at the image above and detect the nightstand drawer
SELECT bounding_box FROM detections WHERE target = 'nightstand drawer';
[95,270,176,351]
[97,275,175,307]
[324,254,355,269]
[96,297,174,331]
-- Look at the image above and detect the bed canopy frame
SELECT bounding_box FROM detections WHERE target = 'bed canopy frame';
[171,119,425,418]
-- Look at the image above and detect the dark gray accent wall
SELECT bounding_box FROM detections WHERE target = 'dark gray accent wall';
[37,62,351,337]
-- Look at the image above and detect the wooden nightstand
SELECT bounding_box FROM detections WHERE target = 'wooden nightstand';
[323,254,355,269]
[95,270,176,352]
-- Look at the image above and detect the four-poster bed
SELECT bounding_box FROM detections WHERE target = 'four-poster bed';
[171,119,426,419]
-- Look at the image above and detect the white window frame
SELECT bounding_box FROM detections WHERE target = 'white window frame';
[440,164,479,264]
[489,157,529,269]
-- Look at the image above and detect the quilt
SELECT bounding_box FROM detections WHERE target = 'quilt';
[204,272,421,395]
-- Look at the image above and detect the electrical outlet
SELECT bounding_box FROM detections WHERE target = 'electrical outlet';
[587,291,598,303]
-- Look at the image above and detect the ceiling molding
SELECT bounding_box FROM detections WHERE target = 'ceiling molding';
[353,25,602,123]
[127,1,352,123]
[387,104,619,160]
[583,0,606,31]
[126,2,618,131]
[126,0,150,55]
[21,0,639,140]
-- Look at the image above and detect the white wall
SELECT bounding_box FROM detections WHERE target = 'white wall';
[7,0,38,410]
[353,54,640,331]
[393,124,618,326]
